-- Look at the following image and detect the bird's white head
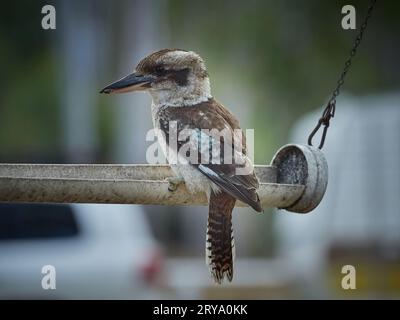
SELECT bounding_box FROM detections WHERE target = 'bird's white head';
[101,49,212,107]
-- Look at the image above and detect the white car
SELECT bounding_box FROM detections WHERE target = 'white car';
[0,203,166,299]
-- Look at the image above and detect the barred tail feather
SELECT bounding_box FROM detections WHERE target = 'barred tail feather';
[206,191,236,284]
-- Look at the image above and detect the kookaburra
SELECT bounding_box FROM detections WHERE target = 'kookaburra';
[101,49,262,284]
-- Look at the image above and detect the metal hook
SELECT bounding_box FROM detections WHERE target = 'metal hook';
[308,101,335,149]
[307,119,323,148]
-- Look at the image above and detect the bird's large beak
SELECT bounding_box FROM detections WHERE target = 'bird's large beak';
[100,72,153,94]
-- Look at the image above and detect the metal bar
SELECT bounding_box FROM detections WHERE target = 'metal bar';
[0,164,304,209]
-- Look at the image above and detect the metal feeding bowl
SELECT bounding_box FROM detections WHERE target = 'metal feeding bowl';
[271,144,328,213]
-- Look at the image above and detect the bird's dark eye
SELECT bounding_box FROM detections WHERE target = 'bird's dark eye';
[154,66,167,75]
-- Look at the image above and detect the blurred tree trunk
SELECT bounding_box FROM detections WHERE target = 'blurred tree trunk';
[113,0,167,163]
[59,0,101,162]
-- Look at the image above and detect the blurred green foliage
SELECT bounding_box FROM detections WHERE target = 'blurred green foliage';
[0,1,60,158]
[0,0,398,159]
[1,0,399,161]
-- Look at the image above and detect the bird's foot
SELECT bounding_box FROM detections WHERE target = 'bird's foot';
[166,176,185,192]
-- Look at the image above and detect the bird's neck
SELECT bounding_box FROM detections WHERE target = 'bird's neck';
[149,77,212,108]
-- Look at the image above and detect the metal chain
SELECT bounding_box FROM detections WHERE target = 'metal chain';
[308,0,377,149]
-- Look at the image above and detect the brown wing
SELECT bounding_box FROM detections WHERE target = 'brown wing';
[158,98,262,212]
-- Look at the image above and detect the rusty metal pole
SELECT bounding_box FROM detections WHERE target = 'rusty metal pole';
[0,164,301,208]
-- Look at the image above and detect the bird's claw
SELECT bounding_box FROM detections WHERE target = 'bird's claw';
[167,177,185,192]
